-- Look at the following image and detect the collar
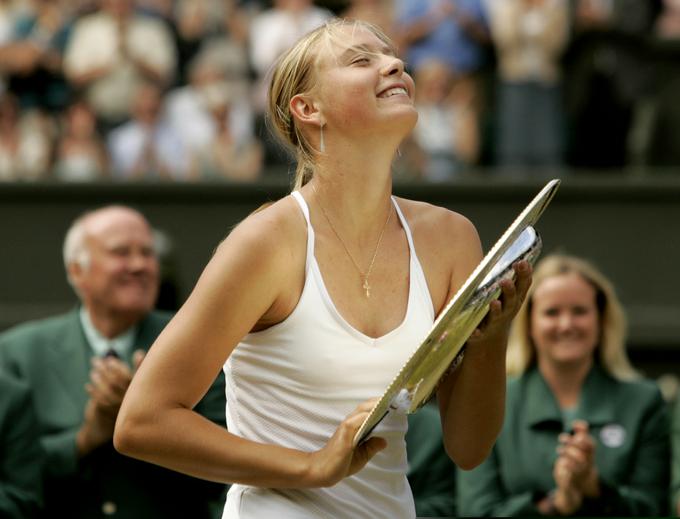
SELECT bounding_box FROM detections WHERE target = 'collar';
[79,307,138,361]
[522,364,617,430]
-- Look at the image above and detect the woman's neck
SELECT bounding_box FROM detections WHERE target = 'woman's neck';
[538,357,594,410]
[310,143,397,238]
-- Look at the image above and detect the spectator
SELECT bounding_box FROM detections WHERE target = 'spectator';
[342,0,398,41]
[187,84,263,181]
[394,0,490,77]
[0,205,227,519]
[457,254,670,517]
[642,0,680,167]
[0,91,52,181]
[108,80,187,180]
[406,402,458,517]
[405,58,479,181]
[563,0,659,169]
[0,370,45,518]
[486,0,569,171]
[53,98,109,181]
[1,0,73,113]
[172,0,250,86]
[164,31,254,160]
[248,0,332,114]
[63,0,177,132]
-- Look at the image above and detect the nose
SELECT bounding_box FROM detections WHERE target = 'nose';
[128,251,157,273]
[381,55,405,77]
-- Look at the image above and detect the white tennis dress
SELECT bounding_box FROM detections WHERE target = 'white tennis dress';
[222,191,435,518]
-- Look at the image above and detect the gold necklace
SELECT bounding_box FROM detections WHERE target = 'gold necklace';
[312,184,392,298]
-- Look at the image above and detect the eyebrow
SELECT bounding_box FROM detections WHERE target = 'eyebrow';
[340,43,396,61]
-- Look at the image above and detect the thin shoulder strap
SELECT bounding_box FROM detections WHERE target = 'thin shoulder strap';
[291,191,315,269]
[391,196,416,254]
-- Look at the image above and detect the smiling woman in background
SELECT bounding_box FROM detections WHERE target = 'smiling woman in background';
[457,253,670,517]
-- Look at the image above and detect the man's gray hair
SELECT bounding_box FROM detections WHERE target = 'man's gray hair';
[63,210,94,286]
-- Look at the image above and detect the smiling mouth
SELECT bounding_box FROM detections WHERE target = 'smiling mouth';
[378,87,408,98]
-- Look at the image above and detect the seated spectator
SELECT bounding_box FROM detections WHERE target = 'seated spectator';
[486,0,569,171]
[0,370,45,518]
[164,33,254,159]
[172,0,250,86]
[643,0,680,167]
[53,98,109,181]
[63,0,177,132]
[248,0,332,114]
[457,254,670,517]
[563,0,659,169]
[187,84,262,181]
[0,205,227,518]
[1,0,73,113]
[406,401,458,517]
[404,58,478,181]
[0,91,52,181]
[394,0,489,77]
[108,80,187,180]
[341,0,398,41]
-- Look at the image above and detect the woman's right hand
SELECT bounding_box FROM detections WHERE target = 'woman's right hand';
[306,398,387,487]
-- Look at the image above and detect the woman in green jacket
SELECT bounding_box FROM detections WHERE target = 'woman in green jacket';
[458,254,669,516]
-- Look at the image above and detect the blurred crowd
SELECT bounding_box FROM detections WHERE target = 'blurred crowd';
[0,0,678,183]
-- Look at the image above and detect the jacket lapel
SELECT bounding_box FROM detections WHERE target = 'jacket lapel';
[47,309,91,414]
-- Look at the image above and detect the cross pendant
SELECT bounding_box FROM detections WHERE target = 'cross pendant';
[362,278,371,298]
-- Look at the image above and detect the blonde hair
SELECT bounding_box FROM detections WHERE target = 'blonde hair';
[266,18,396,191]
[506,253,639,381]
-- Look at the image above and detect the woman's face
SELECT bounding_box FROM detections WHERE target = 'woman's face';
[530,272,601,369]
[312,26,417,139]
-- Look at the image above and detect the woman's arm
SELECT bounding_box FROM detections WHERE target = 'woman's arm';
[114,200,385,488]
[433,212,531,470]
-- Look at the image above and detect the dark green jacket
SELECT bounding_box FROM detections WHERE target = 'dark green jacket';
[406,402,457,518]
[0,308,227,519]
[457,364,669,517]
[0,371,45,518]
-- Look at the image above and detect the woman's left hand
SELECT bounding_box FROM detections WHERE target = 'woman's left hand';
[557,420,600,497]
[467,260,533,345]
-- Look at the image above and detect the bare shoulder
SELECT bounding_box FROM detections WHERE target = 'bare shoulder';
[394,197,480,252]
[394,197,483,314]
[214,195,306,269]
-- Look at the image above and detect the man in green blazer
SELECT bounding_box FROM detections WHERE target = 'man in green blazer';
[0,371,45,518]
[0,205,227,518]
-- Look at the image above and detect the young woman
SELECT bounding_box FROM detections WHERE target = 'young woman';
[458,254,670,517]
[114,19,531,518]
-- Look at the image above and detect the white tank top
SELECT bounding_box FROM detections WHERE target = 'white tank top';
[222,191,435,518]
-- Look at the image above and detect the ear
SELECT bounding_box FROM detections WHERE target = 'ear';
[290,94,324,128]
[67,261,85,288]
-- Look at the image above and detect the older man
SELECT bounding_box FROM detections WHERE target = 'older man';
[0,205,226,518]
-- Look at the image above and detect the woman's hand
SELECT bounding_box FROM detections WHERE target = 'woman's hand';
[306,398,387,487]
[551,456,584,515]
[557,420,600,497]
[468,260,533,345]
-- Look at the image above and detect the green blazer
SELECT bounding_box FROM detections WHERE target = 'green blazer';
[0,371,45,518]
[457,364,669,517]
[406,402,457,518]
[0,308,227,519]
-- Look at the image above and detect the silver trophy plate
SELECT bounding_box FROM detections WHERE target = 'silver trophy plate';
[353,179,560,446]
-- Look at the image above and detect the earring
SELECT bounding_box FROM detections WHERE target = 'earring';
[397,147,402,157]
[319,124,325,153]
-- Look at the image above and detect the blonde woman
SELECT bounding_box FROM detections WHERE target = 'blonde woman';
[114,19,531,518]
[458,254,670,516]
